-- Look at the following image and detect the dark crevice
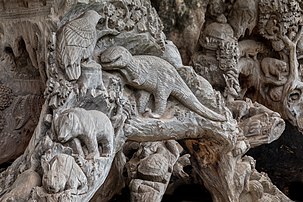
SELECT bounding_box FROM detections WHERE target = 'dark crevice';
[247,121,303,199]
[289,181,303,201]
[162,184,212,202]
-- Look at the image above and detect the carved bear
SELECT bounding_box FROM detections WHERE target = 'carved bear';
[54,107,115,159]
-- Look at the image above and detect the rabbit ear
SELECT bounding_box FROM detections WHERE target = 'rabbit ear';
[49,156,58,170]
[41,157,50,172]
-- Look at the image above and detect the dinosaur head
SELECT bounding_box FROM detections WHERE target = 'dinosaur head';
[100,46,132,70]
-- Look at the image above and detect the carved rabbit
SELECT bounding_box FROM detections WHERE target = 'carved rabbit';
[41,154,88,194]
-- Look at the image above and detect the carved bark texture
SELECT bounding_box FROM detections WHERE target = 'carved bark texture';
[0,0,300,201]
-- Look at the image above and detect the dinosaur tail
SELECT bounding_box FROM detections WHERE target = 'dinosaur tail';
[172,83,226,122]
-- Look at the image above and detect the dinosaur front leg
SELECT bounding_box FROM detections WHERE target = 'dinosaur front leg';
[137,90,151,114]
[148,90,169,119]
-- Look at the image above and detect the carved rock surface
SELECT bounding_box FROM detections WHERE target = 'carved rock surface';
[0,0,298,202]
[151,0,208,64]
[153,0,303,200]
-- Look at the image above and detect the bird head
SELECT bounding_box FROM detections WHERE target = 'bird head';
[84,10,102,25]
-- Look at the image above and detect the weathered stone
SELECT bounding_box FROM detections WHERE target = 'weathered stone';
[0,0,299,201]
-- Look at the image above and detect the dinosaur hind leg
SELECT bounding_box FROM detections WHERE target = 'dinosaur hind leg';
[148,90,170,119]
[137,90,151,114]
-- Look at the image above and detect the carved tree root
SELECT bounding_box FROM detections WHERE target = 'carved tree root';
[125,113,237,148]
[186,138,291,202]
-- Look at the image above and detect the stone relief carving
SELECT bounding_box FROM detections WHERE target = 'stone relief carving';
[100,45,225,121]
[54,108,115,159]
[41,153,88,194]
[57,10,101,81]
[0,0,301,201]
[126,140,179,202]
[228,0,258,39]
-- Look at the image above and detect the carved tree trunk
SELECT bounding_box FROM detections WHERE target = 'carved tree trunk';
[0,0,298,202]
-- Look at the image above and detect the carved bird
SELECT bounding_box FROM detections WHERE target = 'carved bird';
[57,10,101,81]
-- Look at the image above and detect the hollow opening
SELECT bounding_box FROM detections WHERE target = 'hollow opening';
[162,184,212,202]
[4,46,13,55]
[289,181,303,201]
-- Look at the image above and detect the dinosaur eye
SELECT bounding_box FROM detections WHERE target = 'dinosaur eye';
[288,90,301,102]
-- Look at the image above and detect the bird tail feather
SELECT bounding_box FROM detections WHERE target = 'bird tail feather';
[66,64,81,80]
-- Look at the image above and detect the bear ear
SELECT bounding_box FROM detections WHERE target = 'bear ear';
[68,111,74,120]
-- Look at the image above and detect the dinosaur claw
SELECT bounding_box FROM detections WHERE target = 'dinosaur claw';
[143,108,162,119]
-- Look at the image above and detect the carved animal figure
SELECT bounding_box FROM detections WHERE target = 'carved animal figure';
[228,0,258,39]
[57,10,101,80]
[261,57,288,81]
[54,108,115,159]
[100,46,225,121]
[239,40,266,60]
[42,154,88,194]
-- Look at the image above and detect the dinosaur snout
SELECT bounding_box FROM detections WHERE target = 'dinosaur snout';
[100,54,121,63]
[100,52,124,69]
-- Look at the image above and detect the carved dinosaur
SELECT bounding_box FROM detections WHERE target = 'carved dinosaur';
[100,46,226,121]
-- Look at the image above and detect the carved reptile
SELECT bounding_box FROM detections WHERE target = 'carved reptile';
[100,46,226,122]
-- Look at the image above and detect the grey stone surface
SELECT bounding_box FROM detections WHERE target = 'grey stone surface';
[0,0,297,201]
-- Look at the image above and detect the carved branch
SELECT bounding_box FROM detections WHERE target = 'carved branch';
[0,1,296,202]
[280,26,303,83]
[125,114,237,150]
[293,25,303,45]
